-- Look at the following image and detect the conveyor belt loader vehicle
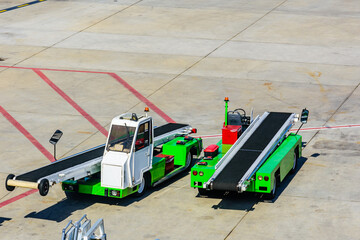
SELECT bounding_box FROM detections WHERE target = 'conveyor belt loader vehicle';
[191,98,308,199]
[5,109,202,199]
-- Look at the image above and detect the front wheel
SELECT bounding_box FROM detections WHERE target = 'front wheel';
[134,174,150,197]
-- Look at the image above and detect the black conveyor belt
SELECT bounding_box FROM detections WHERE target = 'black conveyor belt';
[16,145,105,182]
[16,123,189,183]
[212,112,292,191]
[154,123,188,138]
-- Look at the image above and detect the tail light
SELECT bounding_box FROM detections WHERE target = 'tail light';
[264,176,269,181]
[192,170,198,176]
[199,171,204,176]
[191,128,197,134]
[258,175,263,181]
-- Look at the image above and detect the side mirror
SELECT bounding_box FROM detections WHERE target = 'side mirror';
[300,108,309,124]
[49,130,63,160]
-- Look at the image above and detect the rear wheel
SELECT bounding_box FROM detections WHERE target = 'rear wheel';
[264,175,277,200]
[5,174,15,191]
[185,151,193,170]
[291,150,298,174]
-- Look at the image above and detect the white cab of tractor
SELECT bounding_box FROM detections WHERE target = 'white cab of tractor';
[101,112,153,189]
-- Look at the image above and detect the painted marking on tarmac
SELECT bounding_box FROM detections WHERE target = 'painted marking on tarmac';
[0,105,55,162]
[0,106,55,209]
[0,0,47,14]
[0,66,176,208]
[0,189,38,208]
[33,69,109,137]
[0,65,175,123]
[196,124,360,139]
[108,73,175,123]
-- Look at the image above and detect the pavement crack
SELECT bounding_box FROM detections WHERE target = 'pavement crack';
[305,82,360,148]
[223,211,250,240]
[138,0,289,102]
[1,0,144,73]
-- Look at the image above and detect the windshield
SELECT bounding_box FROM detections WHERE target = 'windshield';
[106,124,136,153]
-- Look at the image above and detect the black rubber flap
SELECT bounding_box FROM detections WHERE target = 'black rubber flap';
[212,112,292,191]
[154,123,188,138]
[16,145,105,182]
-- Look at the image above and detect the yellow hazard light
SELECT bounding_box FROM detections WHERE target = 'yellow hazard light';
[224,97,229,102]
[144,107,149,112]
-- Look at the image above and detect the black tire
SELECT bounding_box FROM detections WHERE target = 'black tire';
[197,188,224,197]
[65,190,81,200]
[134,173,150,197]
[38,179,50,196]
[197,188,209,196]
[290,150,298,174]
[5,174,15,191]
[264,175,277,200]
[185,151,193,170]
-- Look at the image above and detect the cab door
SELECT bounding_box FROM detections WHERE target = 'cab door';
[132,119,153,185]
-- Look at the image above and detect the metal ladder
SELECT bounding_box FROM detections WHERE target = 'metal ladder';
[61,215,106,240]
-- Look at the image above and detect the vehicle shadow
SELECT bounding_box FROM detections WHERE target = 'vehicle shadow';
[270,155,309,203]
[211,192,259,211]
[24,158,201,222]
[0,217,12,226]
[24,189,157,222]
[200,155,310,210]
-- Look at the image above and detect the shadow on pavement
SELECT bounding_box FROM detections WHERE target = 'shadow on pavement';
[24,158,200,222]
[0,217,12,226]
[271,156,309,203]
[200,156,310,210]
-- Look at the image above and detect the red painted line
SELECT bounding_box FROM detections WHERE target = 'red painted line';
[0,189,37,209]
[1,65,175,123]
[33,69,108,136]
[289,124,360,132]
[108,73,175,123]
[0,106,56,208]
[0,105,55,162]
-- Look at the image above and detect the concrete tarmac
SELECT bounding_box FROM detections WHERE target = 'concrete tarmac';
[0,0,359,239]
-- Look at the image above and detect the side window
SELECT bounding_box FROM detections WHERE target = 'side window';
[135,122,150,151]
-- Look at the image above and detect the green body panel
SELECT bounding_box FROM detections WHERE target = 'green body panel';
[162,137,202,166]
[221,143,232,154]
[250,133,302,193]
[62,178,138,198]
[191,134,302,194]
[150,156,166,184]
[191,140,223,188]
[63,136,202,199]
